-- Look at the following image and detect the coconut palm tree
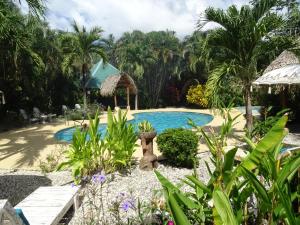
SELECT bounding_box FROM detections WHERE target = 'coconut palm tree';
[61,21,107,110]
[202,0,284,131]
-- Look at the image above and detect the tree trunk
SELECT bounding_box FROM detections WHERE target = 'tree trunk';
[83,89,87,110]
[245,85,253,131]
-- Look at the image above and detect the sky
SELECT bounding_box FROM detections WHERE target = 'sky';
[23,0,249,38]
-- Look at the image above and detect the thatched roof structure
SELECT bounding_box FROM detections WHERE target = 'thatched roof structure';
[100,73,137,96]
[263,50,300,74]
[253,64,300,85]
[254,50,300,86]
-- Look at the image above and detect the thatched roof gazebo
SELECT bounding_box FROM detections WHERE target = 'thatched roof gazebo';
[253,50,300,87]
[253,50,300,107]
[263,50,300,74]
[100,73,138,110]
[86,60,138,110]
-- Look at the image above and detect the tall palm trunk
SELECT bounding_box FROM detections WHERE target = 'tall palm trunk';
[245,85,253,131]
[82,63,88,110]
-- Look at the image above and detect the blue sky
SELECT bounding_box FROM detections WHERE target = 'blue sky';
[23,0,249,37]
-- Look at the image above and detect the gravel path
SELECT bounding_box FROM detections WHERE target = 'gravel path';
[69,152,213,225]
[0,152,213,224]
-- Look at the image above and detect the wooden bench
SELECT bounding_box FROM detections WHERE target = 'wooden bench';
[0,186,80,225]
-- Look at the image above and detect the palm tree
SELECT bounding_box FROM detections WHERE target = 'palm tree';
[61,21,107,110]
[202,0,284,130]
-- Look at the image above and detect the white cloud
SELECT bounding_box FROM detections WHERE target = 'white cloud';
[28,0,250,37]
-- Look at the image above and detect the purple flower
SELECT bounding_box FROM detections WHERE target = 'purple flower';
[92,173,106,184]
[167,221,174,225]
[120,200,135,212]
[71,182,76,188]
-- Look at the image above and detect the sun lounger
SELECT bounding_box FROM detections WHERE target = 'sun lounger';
[0,186,80,225]
[19,109,40,124]
[33,107,56,123]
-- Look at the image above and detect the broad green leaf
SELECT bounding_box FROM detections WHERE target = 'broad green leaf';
[241,167,270,204]
[275,183,297,225]
[277,156,300,187]
[155,171,199,209]
[213,189,238,225]
[243,136,256,151]
[168,192,192,225]
[223,147,237,172]
[239,116,288,172]
[186,175,212,196]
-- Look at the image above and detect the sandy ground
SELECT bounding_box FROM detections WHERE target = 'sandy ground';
[0,108,245,170]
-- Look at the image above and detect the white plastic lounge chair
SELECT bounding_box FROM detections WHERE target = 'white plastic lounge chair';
[74,104,81,110]
[19,109,39,124]
[0,186,80,225]
[33,107,56,123]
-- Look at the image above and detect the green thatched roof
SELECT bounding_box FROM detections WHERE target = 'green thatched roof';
[85,60,120,89]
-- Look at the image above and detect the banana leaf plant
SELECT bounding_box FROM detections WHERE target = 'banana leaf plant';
[155,114,300,225]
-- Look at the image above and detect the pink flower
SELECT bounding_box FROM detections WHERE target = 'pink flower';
[167,221,174,225]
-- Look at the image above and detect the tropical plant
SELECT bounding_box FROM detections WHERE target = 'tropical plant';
[202,0,285,131]
[138,120,155,133]
[157,128,199,168]
[186,84,208,108]
[104,108,138,171]
[250,106,290,140]
[60,21,107,110]
[155,114,300,225]
[57,111,105,182]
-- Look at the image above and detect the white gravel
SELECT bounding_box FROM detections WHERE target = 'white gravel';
[69,152,213,225]
[0,152,213,224]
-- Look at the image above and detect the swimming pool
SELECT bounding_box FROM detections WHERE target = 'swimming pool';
[54,111,214,142]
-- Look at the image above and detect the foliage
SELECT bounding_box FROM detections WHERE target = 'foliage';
[157,128,199,168]
[57,111,105,182]
[104,108,138,171]
[39,145,64,173]
[58,109,138,181]
[60,21,107,109]
[202,0,287,130]
[186,84,208,108]
[68,111,84,121]
[115,31,183,108]
[250,106,290,140]
[138,120,155,133]
[155,113,300,225]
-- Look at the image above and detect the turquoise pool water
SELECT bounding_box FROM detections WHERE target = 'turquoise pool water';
[54,111,214,142]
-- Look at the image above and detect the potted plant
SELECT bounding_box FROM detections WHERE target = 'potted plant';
[137,120,158,170]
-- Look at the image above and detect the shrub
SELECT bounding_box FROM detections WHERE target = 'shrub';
[157,128,198,168]
[186,84,208,108]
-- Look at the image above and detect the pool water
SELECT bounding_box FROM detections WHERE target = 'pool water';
[55,111,214,142]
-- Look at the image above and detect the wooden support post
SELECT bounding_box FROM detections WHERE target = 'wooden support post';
[126,87,130,109]
[135,93,138,110]
[114,94,117,108]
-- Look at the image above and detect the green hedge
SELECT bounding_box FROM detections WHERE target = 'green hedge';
[157,128,199,168]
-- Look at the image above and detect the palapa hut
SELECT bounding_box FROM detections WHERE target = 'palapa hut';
[253,50,300,86]
[253,50,300,107]
[85,60,138,109]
